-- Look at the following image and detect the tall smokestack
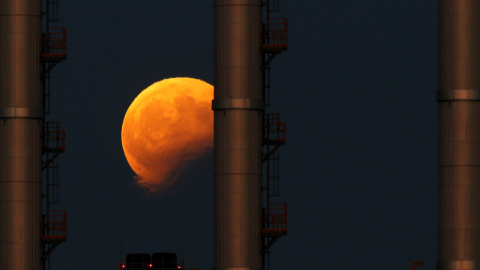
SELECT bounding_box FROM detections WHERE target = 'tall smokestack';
[437,1,480,270]
[213,0,263,269]
[0,0,43,269]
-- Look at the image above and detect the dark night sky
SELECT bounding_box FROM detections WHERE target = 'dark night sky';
[47,1,438,269]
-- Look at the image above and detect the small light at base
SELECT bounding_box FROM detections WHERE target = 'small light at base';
[149,264,153,268]
[122,265,125,268]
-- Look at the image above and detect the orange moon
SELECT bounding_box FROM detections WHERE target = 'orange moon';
[121,77,213,192]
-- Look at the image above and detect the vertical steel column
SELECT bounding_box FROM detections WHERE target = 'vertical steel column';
[213,1,264,270]
[0,1,43,269]
[437,1,480,270]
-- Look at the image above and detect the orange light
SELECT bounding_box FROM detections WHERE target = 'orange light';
[177,266,181,269]
[121,77,214,192]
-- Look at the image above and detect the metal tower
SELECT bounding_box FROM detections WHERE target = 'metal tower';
[0,1,44,269]
[213,1,264,269]
[213,0,288,270]
[0,0,67,269]
[437,0,480,270]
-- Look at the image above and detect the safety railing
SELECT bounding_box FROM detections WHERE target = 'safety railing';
[46,121,65,152]
[266,113,286,144]
[42,27,67,60]
[42,209,67,243]
[262,202,287,235]
[262,18,288,51]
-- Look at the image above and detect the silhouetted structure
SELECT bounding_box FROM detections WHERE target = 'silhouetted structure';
[213,1,288,270]
[0,1,67,269]
[213,1,264,269]
[120,252,183,270]
[437,1,480,270]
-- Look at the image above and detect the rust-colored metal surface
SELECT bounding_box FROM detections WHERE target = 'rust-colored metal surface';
[0,0,43,269]
[213,0,263,269]
[438,0,480,269]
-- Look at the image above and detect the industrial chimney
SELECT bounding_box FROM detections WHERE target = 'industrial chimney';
[437,1,480,270]
[213,0,264,270]
[0,0,43,269]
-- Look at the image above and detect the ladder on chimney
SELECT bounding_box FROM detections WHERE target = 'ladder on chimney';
[41,1,68,268]
[261,1,288,270]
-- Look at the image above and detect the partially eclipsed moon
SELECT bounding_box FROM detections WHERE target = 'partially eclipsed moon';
[121,77,213,192]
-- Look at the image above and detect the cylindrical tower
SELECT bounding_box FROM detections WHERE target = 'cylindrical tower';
[437,1,480,270]
[0,0,43,269]
[213,0,264,269]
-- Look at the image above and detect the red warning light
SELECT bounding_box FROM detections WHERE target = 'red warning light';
[122,265,125,268]
[149,264,153,268]
[177,266,181,269]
